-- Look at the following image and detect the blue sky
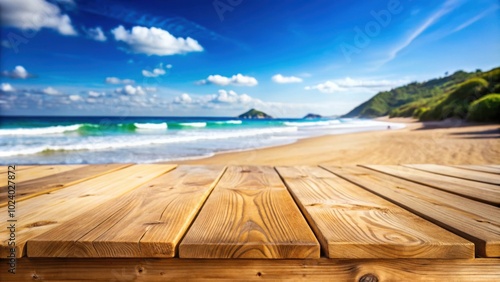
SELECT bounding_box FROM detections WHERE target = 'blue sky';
[0,0,499,117]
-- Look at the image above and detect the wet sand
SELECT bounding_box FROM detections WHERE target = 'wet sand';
[171,118,499,165]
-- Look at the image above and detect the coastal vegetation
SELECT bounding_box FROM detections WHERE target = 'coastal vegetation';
[343,67,500,122]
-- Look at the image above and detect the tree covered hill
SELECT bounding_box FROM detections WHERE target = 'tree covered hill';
[342,67,500,122]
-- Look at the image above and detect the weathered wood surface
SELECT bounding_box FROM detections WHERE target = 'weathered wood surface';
[0,164,131,208]
[0,164,176,258]
[28,166,225,258]
[362,165,500,205]
[324,165,500,257]
[277,166,473,258]
[452,165,500,175]
[404,164,500,185]
[9,258,500,281]
[179,166,320,259]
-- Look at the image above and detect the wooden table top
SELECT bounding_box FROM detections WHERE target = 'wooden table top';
[1,164,498,261]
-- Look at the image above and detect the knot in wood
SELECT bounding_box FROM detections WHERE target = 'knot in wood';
[359,273,378,282]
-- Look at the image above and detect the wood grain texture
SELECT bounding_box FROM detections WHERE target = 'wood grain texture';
[0,164,131,208]
[10,258,500,281]
[404,164,500,185]
[28,166,225,258]
[0,164,176,258]
[1,165,86,184]
[362,165,500,206]
[324,165,500,257]
[276,166,473,259]
[0,165,34,174]
[452,165,500,175]
[179,166,320,259]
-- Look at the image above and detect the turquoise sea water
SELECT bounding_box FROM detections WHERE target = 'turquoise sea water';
[0,116,405,164]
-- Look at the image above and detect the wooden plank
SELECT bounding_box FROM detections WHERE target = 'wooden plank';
[1,165,86,184]
[276,166,473,259]
[0,164,176,258]
[10,258,500,281]
[0,164,131,208]
[0,165,34,174]
[179,166,320,259]
[28,166,225,258]
[404,164,500,185]
[452,165,500,175]
[323,166,500,257]
[362,165,500,206]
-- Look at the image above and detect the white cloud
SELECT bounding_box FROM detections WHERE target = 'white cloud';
[2,65,32,79]
[88,91,103,97]
[42,87,60,95]
[305,77,406,93]
[115,85,146,95]
[173,93,193,104]
[272,74,303,84]
[0,0,77,35]
[211,90,254,103]
[105,77,135,84]
[1,83,15,92]
[142,63,171,77]
[173,90,260,106]
[452,6,498,33]
[145,87,157,92]
[334,77,403,88]
[111,25,203,56]
[69,94,82,101]
[305,81,346,93]
[142,68,166,77]
[198,74,258,86]
[84,26,107,41]
[384,0,458,64]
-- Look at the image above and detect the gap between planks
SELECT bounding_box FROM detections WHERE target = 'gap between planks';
[27,166,225,258]
[276,166,473,259]
[179,166,320,259]
[322,165,500,258]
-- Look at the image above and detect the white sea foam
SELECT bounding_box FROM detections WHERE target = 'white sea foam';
[179,122,207,127]
[134,122,168,130]
[214,120,242,125]
[284,120,340,127]
[0,126,298,157]
[0,124,81,136]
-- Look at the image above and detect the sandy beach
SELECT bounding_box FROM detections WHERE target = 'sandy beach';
[174,118,500,165]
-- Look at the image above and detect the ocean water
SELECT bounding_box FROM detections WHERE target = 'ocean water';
[0,116,405,164]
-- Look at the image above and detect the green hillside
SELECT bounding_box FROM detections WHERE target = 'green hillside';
[342,67,500,122]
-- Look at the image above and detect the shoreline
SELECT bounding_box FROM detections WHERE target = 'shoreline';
[165,117,499,165]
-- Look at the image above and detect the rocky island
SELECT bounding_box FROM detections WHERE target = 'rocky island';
[303,113,322,119]
[238,109,273,119]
